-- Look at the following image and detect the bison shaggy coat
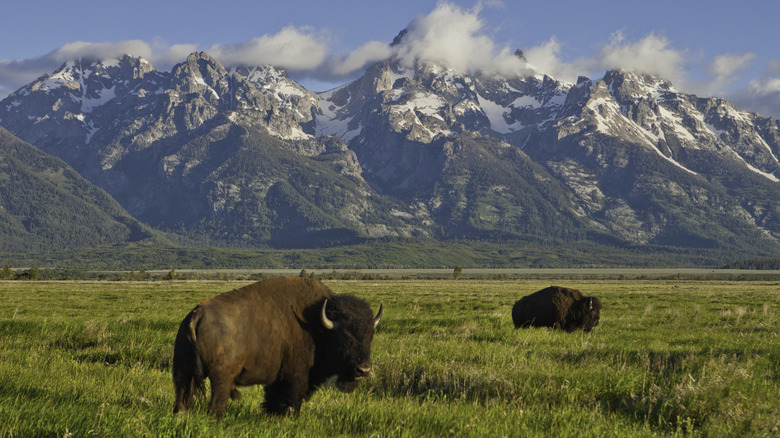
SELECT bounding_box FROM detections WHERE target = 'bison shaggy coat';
[512,286,602,332]
[172,277,382,417]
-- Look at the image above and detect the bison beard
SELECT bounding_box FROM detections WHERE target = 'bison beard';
[512,286,602,332]
[172,277,382,417]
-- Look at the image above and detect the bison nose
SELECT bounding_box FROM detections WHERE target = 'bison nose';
[355,364,371,378]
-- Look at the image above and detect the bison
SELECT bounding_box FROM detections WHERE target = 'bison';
[512,286,601,332]
[172,277,383,417]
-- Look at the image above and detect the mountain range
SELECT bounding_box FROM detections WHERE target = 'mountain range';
[1,38,779,265]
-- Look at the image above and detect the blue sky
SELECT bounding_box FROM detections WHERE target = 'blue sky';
[2,0,779,117]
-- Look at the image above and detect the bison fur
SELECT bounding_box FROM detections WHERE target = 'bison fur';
[512,286,601,332]
[172,277,382,417]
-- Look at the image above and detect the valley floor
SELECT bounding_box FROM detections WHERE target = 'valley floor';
[1,279,778,436]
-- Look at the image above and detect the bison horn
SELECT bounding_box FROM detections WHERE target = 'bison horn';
[374,303,383,328]
[321,299,336,330]
[588,297,593,310]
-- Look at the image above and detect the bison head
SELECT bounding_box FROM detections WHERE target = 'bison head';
[318,295,382,392]
[571,296,602,332]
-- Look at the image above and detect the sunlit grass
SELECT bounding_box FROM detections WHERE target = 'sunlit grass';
[1,279,778,436]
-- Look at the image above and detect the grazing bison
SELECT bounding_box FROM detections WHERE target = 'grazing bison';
[512,286,601,332]
[172,277,383,417]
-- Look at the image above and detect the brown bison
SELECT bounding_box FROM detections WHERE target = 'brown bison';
[172,277,383,417]
[512,286,601,332]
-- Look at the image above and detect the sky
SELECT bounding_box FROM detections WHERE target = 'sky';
[2,0,779,118]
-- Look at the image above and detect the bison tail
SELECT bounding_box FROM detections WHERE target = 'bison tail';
[173,309,206,412]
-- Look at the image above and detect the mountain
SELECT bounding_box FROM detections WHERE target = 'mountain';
[1,46,778,261]
[0,126,160,252]
[0,53,426,248]
[317,55,779,253]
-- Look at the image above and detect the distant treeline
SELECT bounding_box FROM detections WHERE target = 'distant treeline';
[721,258,780,270]
[4,264,780,282]
[7,238,780,273]
[0,265,396,282]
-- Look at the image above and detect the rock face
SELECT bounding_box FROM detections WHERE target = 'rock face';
[1,50,779,254]
[0,52,413,247]
[316,58,779,250]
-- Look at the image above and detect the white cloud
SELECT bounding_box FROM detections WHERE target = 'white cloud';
[0,39,197,98]
[0,58,54,97]
[727,60,780,118]
[206,26,329,71]
[709,53,756,78]
[151,41,201,68]
[391,2,496,72]
[306,1,528,83]
[0,1,778,119]
[681,52,756,98]
[50,40,152,62]
[585,33,770,116]
[0,41,156,98]
[0,5,705,100]
[596,31,687,85]
[0,27,329,98]
[330,41,393,76]
[523,37,591,83]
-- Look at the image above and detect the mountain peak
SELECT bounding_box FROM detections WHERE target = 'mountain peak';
[602,69,676,95]
[390,29,408,47]
[1,49,779,257]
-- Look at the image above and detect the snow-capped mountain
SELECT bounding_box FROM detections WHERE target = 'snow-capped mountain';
[313,54,778,249]
[317,57,778,184]
[1,47,778,258]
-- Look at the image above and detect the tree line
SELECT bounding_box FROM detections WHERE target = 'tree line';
[721,258,780,270]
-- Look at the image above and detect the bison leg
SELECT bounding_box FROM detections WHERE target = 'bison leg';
[208,376,235,418]
[263,380,304,415]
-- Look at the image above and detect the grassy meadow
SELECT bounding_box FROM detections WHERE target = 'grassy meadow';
[0,278,778,437]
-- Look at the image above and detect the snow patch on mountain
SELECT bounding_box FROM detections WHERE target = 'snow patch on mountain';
[41,61,79,91]
[385,64,413,83]
[733,152,780,182]
[705,123,725,139]
[244,66,309,99]
[194,76,220,100]
[755,132,780,164]
[395,91,446,117]
[511,95,542,109]
[315,86,362,141]
[657,106,697,143]
[81,85,116,112]
[477,92,523,133]
[586,88,698,175]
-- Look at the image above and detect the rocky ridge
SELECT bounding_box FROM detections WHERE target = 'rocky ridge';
[1,49,778,255]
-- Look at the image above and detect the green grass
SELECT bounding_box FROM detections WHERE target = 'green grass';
[1,279,778,436]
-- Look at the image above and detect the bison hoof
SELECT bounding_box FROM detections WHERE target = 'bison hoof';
[263,401,297,416]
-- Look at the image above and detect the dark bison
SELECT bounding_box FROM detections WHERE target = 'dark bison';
[512,286,601,332]
[172,277,383,417]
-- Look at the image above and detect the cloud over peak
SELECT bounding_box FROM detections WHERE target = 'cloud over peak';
[206,26,329,71]
[597,32,686,82]
[0,1,778,118]
[390,2,507,72]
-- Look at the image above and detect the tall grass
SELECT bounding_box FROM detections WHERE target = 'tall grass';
[0,279,778,436]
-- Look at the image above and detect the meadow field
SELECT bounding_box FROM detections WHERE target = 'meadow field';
[0,278,778,437]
